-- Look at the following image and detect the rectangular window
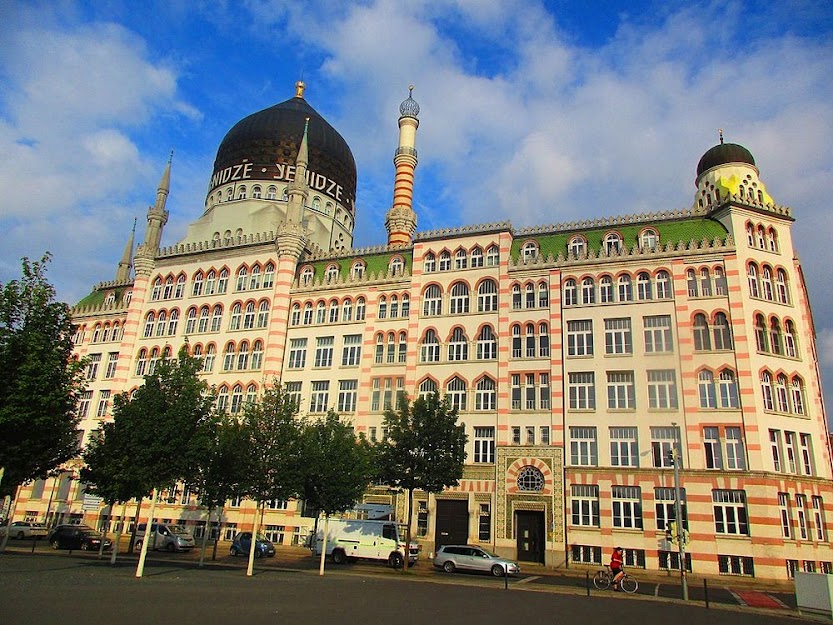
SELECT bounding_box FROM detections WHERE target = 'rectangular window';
[604,318,632,355]
[713,489,749,535]
[77,391,93,418]
[796,494,810,540]
[610,427,639,467]
[540,426,550,446]
[568,372,595,410]
[284,381,301,410]
[95,390,111,418]
[567,320,594,356]
[417,501,429,537]
[778,493,792,539]
[314,336,334,368]
[473,427,495,463]
[770,429,783,472]
[718,555,754,576]
[571,484,600,527]
[478,503,491,542]
[655,487,687,532]
[570,426,598,466]
[704,426,723,469]
[647,370,678,409]
[337,380,357,413]
[612,485,643,529]
[512,426,521,445]
[341,334,362,366]
[571,545,602,565]
[104,352,119,379]
[309,381,330,413]
[813,496,827,542]
[607,371,635,409]
[643,315,673,353]
[726,426,746,470]
[86,353,101,380]
[800,434,815,476]
[650,426,679,468]
[288,338,307,369]
[659,551,692,572]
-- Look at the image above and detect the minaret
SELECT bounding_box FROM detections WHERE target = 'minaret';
[115,217,137,282]
[385,86,420,246]
[286,114,310,225]
[142,152,172,253]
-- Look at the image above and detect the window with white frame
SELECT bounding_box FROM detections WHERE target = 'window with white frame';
[473,427,495,463]
[568,372,595,410]
[470,247,483,268]
[563,279,577,306]
[571,484,600,527]
[610,427,638,467]
[309,381,330,413]
[569,236,586,257]
[712,489,749,535]
[314,336,334,368]
[604,318,632,355]
[570,426,598,466]
[796,494,810,540]
[478,279,498,312]
[636,272,652,300]
[607,371,635,410]
[448,327,468,361]
[341,334,362,366]
[650,426,679,468]
[703,426,723,469]
[643,315,673,353]
[439,251,451,271]
[475,377,496,410]
[718,370,740,408]
[337,380,358,413]
[522,241,538,262]
[449,282,470,314]
[647,370,678,409]
[446,377,467,411]
[655,487,687,532]
[477,326,497,360]
[813,496,827,542]
[486,245,499,266]
[567,320,593,356]
[604,232,622,255]
[599,275,614,303]
[423,285,442,316]
[612,486,642,529]
[288,338,307,369]
[284,381,302,410]
[778,493,793,539]
[420,329,440,363]
[454,249,467,270]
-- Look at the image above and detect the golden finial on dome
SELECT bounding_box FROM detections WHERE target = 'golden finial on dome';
[295,80,306,98]
[718,128,724,144]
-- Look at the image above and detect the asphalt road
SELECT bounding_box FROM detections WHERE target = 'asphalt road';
[0,551,814,625]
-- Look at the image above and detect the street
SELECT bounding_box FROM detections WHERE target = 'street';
[0,550,813,625]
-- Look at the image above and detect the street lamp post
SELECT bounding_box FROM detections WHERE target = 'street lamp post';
[671,423,688,601]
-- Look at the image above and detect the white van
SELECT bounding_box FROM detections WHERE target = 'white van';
[135,523,195,552]
[312,518,419,567]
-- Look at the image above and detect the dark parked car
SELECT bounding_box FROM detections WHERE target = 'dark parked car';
[47,524,112,551]
[229,532,275,558]
[433,545,520,576]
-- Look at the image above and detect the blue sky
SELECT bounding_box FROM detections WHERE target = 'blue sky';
[2,0,833,408]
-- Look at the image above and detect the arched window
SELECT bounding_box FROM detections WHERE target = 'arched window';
[617,274,632,302]
[192,272,204,296]
[486,245,499,266]
[475,377,497,410]
[569,236,586,257]
[303,302,313,325]
[377,296,387,320]
[640,228,658,251]
[163,276,174,299]
[423,285,442,316]
[229,303,242,331]
[421,330,440,363]
[167,309,179,335]
[326,265,339,282]
[217,386,229,412]
[252,185,262,199]
[470,247,483,267]
[249,265,262,290]
[512,283,522,309]
[748,263,760,298]
[525,323,536,358]
[447,377,467,411]
[398,331,407,363]
[148,347,160,375]
[478,279,498,312]
[539,323,550,357]
[211,305,223,332]
[266,186,277,200]
[205,270,217,295]
[390,257,404,276]
[700,268,712,297]
[448,327,468,361]
[418,378,437,399]
[424,253,436,273]
[136,349,148,377]
[402,294,410,317]
[563,279,577,306]
[341,298,353,322]
[636,272,652,300]
[151,277,163,301]
[769,317,783,355]
[760,371,774,411]
[246,384,258,406]
[251,340,264,370]
[784,320,798,358]
[439,251,451,271]
[257,300,269,328]
[155,310,167,337]
[776,269,790,304]
[746,222,755,247]
[522,241,538,262]
[450,282,470,314]
[290,303,301,326]
[656,270,672,299]
[237,341,250,370]
[316,301,326,324]
[767,228,779,252]
[775,374,789,413]
[312,196,321,210]
[762,266,774,301]
[329,300,339,324]
[754,314,768,352]
[217,269,229,293]
[263,262,275,289]
[579,278,594,305]
[235,266,248,291]
[389,295,399,318]
[687,269,698,297]
[525,283,535,309]
[718,370,739,408]
[538,282,549,307]
[477,326,497,360]
[714,266,727,295]
[222,342,235,371]
[92,324,102,343]
[693,313,711,351]
[351,261,365,280]
[203,344,216,372]
[713,312,733,350]
[301,267,314,286]
[511,324,522,358]
[356,297,366,321]
[698,370,716,409]
[454,249,467,270]
[757,225,766,249]
[599,276,614,303]
[196,306,209,333]
[603,232,622,255]
[791,377,806,415]
[243,302,256,329]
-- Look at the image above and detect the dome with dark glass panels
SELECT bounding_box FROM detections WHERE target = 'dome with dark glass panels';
[696,141,756,177]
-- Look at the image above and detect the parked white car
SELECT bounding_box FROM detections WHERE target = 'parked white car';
[0,521,49,540]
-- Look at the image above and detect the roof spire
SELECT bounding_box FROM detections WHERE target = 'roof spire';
[115,217,137,282]
[718,128,724,144]
[295,80,306,98]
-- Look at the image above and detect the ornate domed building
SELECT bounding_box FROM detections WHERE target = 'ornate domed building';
[15,84,832,581]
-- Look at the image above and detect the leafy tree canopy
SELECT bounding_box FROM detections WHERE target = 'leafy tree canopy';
[192,412,249,511]
[81,421,149,504]
[0,255,86,496]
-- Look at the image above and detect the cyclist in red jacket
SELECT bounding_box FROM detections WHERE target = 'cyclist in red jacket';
[610,547,625,590]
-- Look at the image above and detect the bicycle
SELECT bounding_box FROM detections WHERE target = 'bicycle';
[592,565,639,594]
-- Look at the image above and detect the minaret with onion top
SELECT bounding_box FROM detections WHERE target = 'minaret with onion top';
[385,86,420,246]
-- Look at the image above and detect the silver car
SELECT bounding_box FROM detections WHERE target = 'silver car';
[433,545,520,576]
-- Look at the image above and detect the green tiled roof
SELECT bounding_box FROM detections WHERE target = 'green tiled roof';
[511,217,728,259]
[303,250,413,281]
[75,286,130,308]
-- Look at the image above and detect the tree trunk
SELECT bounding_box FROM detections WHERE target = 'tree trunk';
[318,514,329,576]
[246,501,262,577]
[0,484,21,553]
[404,488,413,570]
[212,504,224,561]
[198,505,214,567]
[97,501,113,559]
[127,503,141,553]
[135,489,158,578]
[110,501,127,565]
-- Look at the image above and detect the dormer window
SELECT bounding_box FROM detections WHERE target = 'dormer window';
[326,264,339,282]
[390,257,404,276]
[569,236,586,257]
[301,267,314,286]
[351,261,366,280]
[604,232,622,255]
[522,241,539,262]
[640,228,658,251]
[104,292,115,306]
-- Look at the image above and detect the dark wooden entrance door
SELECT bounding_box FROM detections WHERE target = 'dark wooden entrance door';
[435,500,469,550]
[516,510,545,563]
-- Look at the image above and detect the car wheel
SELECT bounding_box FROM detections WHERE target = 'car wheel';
[16,531,25,540]
[388,552,404,569]
[51,539,60,550]
[332,549,347,565]
[254,549,263,559]
[229,546,238,556]
[81,542,90,551]
[134,539,143,552]
[166,542,176,553]
[442,560,456,574]
[491,564,505,577]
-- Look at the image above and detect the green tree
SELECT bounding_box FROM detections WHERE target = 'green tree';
[113,347,217,577]
[377,393,467,569]
[300,410,375,575]
[239,382,304,576]
[0,255,86,550]
[191,412,249,565]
